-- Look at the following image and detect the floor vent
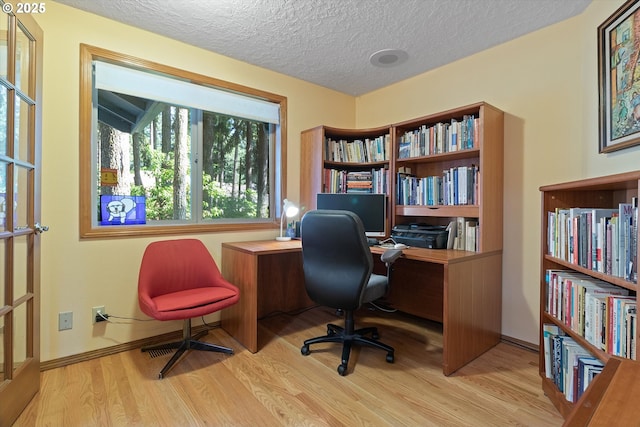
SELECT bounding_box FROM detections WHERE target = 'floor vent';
[147,348,174,358]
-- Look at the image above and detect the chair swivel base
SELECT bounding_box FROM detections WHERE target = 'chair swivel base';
[141,320,233,379]
[301,322,394,376]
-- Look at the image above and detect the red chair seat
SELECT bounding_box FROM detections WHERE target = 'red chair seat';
[154,287,237,312]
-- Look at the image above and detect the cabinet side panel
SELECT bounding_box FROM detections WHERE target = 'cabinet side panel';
[443,253,502,375]
[300,127,324,212]
[221,246,259,352]
[478,105,504,253]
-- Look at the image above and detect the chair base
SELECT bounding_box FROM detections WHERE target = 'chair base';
[301,310,394,376]
[141,319,233,379]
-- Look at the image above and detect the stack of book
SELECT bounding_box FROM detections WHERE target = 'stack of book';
[324,135,390,163]
[546,269,636,359]
[543,324,605,403]
[323,168,388,194]
[397,115,478,158]
[395,165,478,206]
[346,171,372,193]
[546,200,638,283]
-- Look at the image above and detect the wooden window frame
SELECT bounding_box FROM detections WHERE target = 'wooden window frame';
[79,44,288,238]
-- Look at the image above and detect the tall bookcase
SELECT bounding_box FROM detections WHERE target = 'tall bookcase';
[539,171,640,418]
[300,103,504,376]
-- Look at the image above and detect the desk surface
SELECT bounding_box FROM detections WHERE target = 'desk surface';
[222,239,302,254]
[222,239,487,265]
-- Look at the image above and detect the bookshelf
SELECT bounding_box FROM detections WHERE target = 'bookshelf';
[392,102,504,252]
[539,171,640,419]
[300,124,392,230]
[300,102,504,253]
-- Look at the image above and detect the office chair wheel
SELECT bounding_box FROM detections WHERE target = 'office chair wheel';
[337,363,347,376]
[301,344,310,356]
[386,353,394,363]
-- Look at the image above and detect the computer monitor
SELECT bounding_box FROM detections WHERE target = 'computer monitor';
[316,192,387,238]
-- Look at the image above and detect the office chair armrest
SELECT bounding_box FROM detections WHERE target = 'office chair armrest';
[380,249,403,265]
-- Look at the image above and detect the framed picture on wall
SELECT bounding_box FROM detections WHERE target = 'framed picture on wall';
[598,0,640,153]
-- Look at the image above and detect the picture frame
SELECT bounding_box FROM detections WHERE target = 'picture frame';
[598,0,640,153]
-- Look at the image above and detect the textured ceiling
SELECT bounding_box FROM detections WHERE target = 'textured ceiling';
[53,0,593,96]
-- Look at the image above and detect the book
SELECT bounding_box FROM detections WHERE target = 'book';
[576,356,605,401]
[465,220,477,251]
[455,217,466,250]
[568,208,590,265]
[562,339,591,402]
[628,311,637,360]
[543,324,560,378]
[591,208,618,272]
[618,203,633,280]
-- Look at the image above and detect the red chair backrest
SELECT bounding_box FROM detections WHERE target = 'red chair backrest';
[138,239,223,300]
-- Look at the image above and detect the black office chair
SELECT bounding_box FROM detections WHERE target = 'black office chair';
[299,209,403,376]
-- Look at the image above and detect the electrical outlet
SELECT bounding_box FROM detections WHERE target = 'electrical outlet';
[92,305,106,324]
[58,311,73,331]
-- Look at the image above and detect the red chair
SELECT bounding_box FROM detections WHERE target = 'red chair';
[138,239,240,378]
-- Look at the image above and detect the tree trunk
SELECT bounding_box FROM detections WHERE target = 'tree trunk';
[132,132,143,187]
[173,108,188,219]
[99,122,130,196]
[162,106,172,154]
[256,124,268,217]
[232,126,239,199]
[202,112,215,210]
[244,121,253,198]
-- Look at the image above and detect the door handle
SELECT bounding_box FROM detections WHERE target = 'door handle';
[34,223,49,234]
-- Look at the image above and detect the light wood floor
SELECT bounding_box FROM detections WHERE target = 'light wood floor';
[15,306,564,426]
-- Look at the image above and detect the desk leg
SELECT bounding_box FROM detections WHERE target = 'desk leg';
[221,247,259,353]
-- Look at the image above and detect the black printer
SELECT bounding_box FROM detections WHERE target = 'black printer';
[391,224,448,249]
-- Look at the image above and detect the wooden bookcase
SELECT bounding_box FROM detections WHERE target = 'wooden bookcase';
[300,124,393,233]
[391,102,504,252]
[300,101,504,253]
[539,171,640,418]
[299,103,505,375]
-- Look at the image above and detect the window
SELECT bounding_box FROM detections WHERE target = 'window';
[79,44,288,238]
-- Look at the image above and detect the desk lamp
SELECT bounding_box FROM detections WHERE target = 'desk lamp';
[276,199,299,241]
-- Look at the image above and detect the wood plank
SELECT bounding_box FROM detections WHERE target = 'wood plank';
[14,307,563,427]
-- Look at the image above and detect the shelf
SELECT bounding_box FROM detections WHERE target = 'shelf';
[544,254,638,292]
[396,148,480,164]
[395,204,479,218]
[323,160,388,168]
[541,312,612,364]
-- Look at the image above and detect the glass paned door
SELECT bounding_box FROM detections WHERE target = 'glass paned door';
[0,7,43,427]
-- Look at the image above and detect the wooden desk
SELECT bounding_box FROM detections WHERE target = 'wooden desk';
[221,240,502,375]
